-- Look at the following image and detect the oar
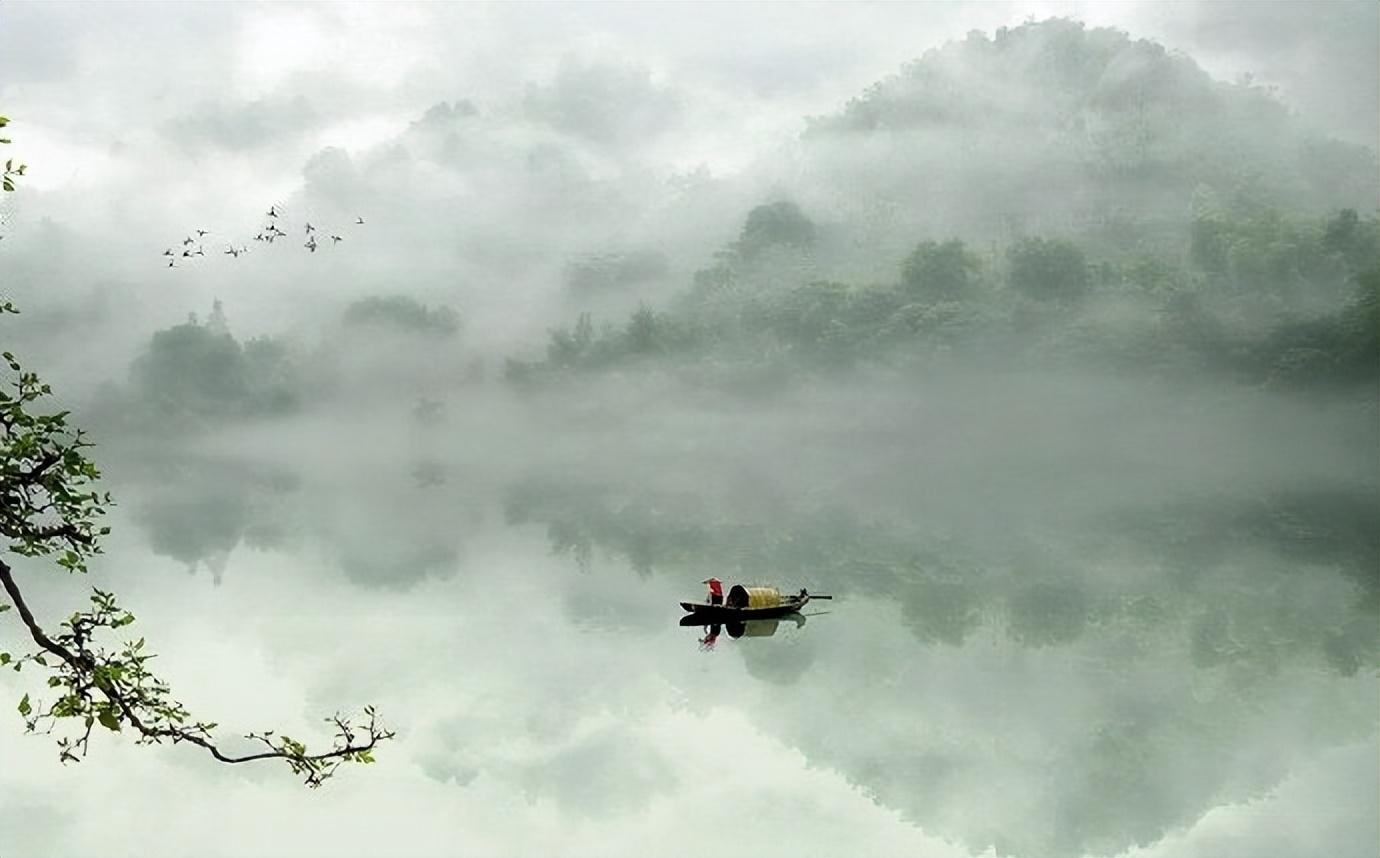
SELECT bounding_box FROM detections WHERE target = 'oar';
[807,594,833,600]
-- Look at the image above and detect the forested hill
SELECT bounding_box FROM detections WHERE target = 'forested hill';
[796,18,1377,258]
[505,21,1379,393]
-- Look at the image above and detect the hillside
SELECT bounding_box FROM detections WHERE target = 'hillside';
[794,19,1378,261]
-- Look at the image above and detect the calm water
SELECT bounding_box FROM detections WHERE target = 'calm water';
[1,378,1376,857]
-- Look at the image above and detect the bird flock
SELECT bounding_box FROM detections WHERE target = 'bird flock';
[161,204,364,268]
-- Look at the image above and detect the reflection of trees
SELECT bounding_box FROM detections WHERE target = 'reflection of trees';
[502,473,1379,856]
[1103,488,1380,676]
[134,459,300,584]
[129,455,478,590]
[505,475,1378,678]
[736,624,817,686]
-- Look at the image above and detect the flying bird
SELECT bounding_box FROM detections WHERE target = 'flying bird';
[355,217,365,225]
[225,246,241,258]
[182,236,195,246]
[305,236,318,253]
[267,206,280,218]
[162,249,174,257]
[304,222,315,234]
[196,229,210,237]
[330,235,342,244]
[167,259,176,268]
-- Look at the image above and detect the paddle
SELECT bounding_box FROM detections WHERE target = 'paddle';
[806,594,833,600]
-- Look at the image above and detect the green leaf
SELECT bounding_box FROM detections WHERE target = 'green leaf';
[17,693,31,717]
[97,709,121,732]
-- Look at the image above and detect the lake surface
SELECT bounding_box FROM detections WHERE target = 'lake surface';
[1,375,1376,857]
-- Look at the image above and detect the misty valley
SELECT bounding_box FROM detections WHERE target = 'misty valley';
[1,13,1377,858]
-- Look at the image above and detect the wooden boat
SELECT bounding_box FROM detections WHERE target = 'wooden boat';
[678,595,809,620]
[680,584,811,621]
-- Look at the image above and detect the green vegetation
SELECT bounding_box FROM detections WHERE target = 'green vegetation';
[1,121,391,784]
[565,250,669,296]
[0,114,26,192]
[342,294,461,337]
[508,200,1380,389]
[127,303,300,425]
[506,23,1378,392]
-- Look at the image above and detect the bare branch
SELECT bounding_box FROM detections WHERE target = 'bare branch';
[1,558,393,786]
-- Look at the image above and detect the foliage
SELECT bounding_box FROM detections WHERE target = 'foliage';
[565,250,668,295]
[0,330,111,570]
[900,240,979,302]
[0,115,25,192]
[127,316,299,424]
[342,294,461,337]
[0,327,391,784]
[734,201,817,259]
[1007,237,1090,303]
[507,204,1379,392]
[0,125,390,784]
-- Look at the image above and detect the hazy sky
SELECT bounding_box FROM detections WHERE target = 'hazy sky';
[1,1,1374,374]
[1,1,1374,198]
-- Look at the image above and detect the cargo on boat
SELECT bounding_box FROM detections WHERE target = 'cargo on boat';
[680,585,810,620]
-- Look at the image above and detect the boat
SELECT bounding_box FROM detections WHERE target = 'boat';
[680,584,814,621]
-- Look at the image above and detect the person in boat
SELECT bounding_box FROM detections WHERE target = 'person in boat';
[703,577,724,605]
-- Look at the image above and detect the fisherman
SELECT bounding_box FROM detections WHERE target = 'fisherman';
[703,577,724,605]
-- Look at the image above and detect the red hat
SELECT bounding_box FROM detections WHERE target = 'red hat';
[702,577,721,583]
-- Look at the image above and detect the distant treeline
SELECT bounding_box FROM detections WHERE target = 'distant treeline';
[94,294,464,431]
[506,200,1379,391]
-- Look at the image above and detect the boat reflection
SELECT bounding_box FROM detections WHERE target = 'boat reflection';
[681,612,810,648]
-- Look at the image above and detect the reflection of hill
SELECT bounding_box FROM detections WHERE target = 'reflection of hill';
[505,475,1378,677]
[735,623,817,686]
[125,453,479,590]
[503,472,1378,856]
[133,458,300,584]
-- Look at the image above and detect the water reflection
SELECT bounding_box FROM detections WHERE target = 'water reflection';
[122,453,481,590]
[131,456,300,584]
[681,613,808,639]
[505,471,1377,856]
[106,448,1376,857]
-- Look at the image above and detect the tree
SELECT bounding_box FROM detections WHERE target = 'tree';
[1007,236,1090,303]
[1,117,391,786]
[342,294,460,337]
[0,115,25,192]
[626,303,662,354]
[900,239,978,301]
[734,200,817,259]
[128,308,300,422]
[1322,208,1380,274]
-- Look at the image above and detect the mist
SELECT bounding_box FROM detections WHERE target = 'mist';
[1,4,1376,858]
